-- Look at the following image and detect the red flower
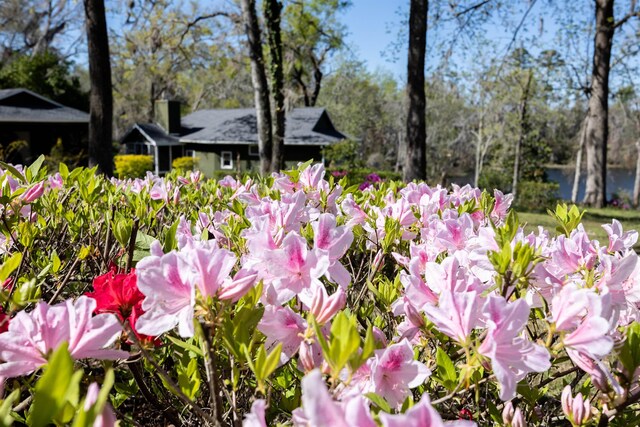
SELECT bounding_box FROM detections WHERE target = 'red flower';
[129,304,162,347]
[86,267,160,346]
[86,267,144,320]
[459,408,473,420]
[0,308,9,333]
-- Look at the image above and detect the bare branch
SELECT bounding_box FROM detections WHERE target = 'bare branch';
[453,0,491,18]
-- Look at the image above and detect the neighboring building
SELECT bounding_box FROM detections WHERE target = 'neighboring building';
[120,100,347,176]
[0,88,89,164]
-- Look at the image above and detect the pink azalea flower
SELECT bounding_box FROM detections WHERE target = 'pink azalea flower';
[371,339,431,408]
[136,240,256,338]
[47,173,64,189]
[258,306,307,364]
[292,369,376,427]
[313,213,353,288]
[0,296,127,378]
[84,382,118,427]
[478,296,550,401]
[265,232,329,304]
[379,394,476,427]
[602,219,638,253]
[422,286,482,345]
[550,284,589,331]
[135,251,195,338]
[551,228,598,276]
[243,399,267,427]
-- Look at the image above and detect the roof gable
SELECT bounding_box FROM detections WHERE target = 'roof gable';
[0,88,88,123]
[180,107,346,145]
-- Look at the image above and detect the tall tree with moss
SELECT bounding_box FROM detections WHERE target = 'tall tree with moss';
[583,0,640,207]
[264,0,285,172]
[404,0,428,182]
[283,0,350,107]
[240,0,273,174]
[84,0,113,175]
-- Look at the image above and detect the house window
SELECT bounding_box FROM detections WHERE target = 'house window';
[128,142,149,155]
[249,145,259,157]
[221,151,233,169]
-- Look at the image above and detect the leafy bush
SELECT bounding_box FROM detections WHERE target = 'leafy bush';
[478,168,511,193]
[172,156,199,172]
[114,154,153,178]
[515,180,560,211]
[0,158,639,426]
[322,140,364,169]
[327,167,401,187]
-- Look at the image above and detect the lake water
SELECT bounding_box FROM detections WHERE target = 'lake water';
[449,168,637,202]
[545,168,636,201]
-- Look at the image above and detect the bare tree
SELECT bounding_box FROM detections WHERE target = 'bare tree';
[404,0,428,182]
[84,0,113,175]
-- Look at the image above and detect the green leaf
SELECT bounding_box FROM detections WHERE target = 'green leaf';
[0,162,25,182]
[163,219,180,253]
[27,155,45,182]
[177,358,201,400]
[0,253,21,282]
[59,163,69,179]
[28,343,80,427]
[434,347,457,392]
[365,392,392,413]
[0,389,20,427]
[166,335,204,357]
[261,342,282,381]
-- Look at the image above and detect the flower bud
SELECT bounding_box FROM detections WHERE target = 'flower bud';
[298,341,316,373]
[372,250,384,273]
[405,301,425,328]
[311,287,346,325]
[21,182,44,203]
[502,402,525,426]
[218,269,258,302]
[561,385,591,426]
[372,326,388,347]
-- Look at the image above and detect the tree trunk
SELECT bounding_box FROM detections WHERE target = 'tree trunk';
[474,112,485,187]
[512,70,533,201]
[583,0,614,208]
[571,115,588,203]
[404,0,428,182]
[264,0,285,173]
[634,139,640,207]
[309,65,323,107]
[240,0,272,175]
[84,0,113,176]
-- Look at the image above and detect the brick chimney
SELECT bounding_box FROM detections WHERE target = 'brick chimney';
[154,100,181,134]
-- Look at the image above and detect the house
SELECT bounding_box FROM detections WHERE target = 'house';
[0,88,89,164]
[120,100,347,176]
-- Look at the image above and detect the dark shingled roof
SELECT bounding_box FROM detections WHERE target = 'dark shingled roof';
[121,123,181,146]
[0,88,89,123]
[179,107,346,146]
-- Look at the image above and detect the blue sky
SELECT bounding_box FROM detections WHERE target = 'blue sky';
[340,1,408,78]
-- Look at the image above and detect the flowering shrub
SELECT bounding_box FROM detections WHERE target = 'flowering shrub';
[0,157,640,426]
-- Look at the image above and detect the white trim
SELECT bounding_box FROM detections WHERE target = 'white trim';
[220,151,233,170]
[154,145,159,176]
[249,145,259,157]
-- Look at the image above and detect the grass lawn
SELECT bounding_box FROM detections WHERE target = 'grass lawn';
[519,207,640,250]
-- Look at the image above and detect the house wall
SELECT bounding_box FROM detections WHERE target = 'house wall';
[0,123,88,165]
[186,143,324,177]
